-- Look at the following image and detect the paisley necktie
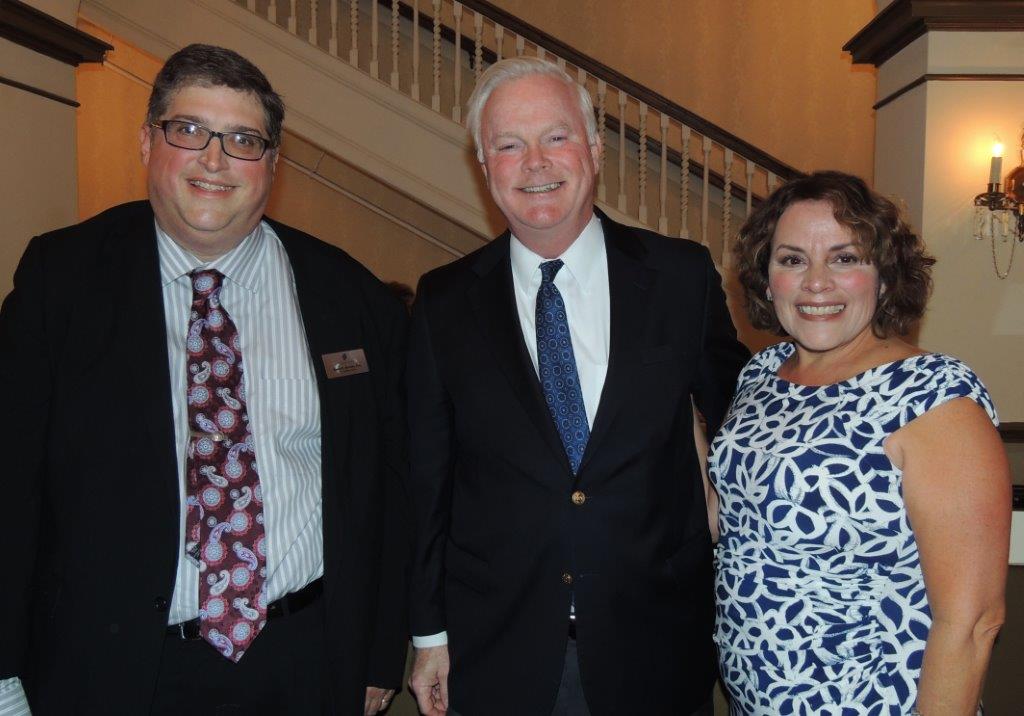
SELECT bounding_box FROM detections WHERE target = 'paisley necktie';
[536,260,590,474]
[184,269,266,661]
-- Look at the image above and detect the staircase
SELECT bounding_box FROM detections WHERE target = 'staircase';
[79,0,800,267]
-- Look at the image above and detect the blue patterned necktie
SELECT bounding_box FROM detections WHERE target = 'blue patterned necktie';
[536,260,590,474]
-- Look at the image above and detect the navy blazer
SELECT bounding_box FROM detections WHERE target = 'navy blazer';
[407,209,749,715]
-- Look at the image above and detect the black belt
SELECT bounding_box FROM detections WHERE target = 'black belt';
[166,577,324,640]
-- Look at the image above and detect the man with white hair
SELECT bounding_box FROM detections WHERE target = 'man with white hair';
[406,57,748,715]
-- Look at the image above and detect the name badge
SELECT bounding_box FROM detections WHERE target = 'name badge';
[322,349,369,378]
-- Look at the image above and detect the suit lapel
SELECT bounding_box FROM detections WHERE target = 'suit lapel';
[467,234,573,473]
[580,214,655,472]
[117,207,181,509]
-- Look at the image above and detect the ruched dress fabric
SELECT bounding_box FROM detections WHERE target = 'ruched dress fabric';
[710,342,997,716]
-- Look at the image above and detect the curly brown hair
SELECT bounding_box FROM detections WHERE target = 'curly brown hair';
[734,170,935,337]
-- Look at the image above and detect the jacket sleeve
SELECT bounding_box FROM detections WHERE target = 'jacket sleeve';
[405,281,454,637]
[365,293,413,689]
[692,247,750,438]
[0,236,51,679]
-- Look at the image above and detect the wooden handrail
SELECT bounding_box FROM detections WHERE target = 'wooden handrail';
[453,0,802,181]
[378,0,797,202]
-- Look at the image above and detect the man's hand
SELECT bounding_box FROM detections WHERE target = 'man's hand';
[409,645,450,716]
[364,686,395,715]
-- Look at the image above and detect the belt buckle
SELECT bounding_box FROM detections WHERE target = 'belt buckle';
[172,619,201,640]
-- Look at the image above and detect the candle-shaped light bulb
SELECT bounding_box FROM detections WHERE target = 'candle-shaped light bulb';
[990,142,1004,185]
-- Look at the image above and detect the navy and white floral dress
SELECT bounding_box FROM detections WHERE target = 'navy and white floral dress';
[709,342,997,716]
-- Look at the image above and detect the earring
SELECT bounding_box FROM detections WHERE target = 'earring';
[766,288,773,302]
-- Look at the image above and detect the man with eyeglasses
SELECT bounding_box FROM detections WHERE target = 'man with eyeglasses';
[0,44,408,716]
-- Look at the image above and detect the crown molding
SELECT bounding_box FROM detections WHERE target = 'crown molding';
[844,0,1024,67]
[1000,422,1024,443]
[0,0,111,66]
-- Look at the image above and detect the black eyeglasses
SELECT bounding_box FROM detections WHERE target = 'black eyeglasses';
[151,120,274,161]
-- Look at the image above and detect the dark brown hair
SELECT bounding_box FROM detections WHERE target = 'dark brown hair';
[734,170,935,337]
[146,44,285,147]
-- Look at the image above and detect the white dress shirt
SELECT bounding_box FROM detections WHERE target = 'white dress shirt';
[413,214,610,649]
[0,221,326,714]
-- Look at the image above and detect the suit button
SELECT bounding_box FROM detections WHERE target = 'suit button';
[154,596,169,612]
[562,573,573,585]
[571,490,586,505]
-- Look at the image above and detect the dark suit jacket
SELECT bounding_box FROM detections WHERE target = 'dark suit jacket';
[407,209,749,716]
[0,201,410,714]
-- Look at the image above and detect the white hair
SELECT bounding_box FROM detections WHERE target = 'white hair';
[465,57,598,162]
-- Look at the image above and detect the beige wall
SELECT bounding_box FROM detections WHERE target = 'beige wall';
[0,36,79,298]
[75,21,152,219]
[22,0,78,25]
[918,79,1024,421]
[489,0,877,180]
[874,30,1024,421]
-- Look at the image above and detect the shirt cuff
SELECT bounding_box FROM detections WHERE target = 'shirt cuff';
[411,631,448,648]
[0,678,31,716]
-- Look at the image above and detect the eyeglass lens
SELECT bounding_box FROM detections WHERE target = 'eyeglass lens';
[161,120,268,160]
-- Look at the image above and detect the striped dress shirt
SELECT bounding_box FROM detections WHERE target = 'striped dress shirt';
[157,221,324,625]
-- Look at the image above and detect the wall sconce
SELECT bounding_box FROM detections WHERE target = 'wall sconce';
[974,133,1024,279]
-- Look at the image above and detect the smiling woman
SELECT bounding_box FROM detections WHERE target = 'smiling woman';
[708,171,1011,715]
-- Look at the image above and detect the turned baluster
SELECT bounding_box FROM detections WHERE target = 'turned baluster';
[617,89,627,214]
[745,159,755,217]
[597,80,607,204]
[721,149,733,267]
[679,125,691,239]
[700,136,711,247]
[309,0,318,47]
[390,0,401,89]
[431,0,441,112]
[411,0,421,101]
[370,0,380,79]
[329,0,338,55]
[473,11,484,83]
[658,113,669,234]
[452,2,463,122]
[349,0,359,66]
[638,102,648,225]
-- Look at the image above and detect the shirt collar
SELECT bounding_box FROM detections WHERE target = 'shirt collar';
[156,220,267,293]
[509,214,604,294]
